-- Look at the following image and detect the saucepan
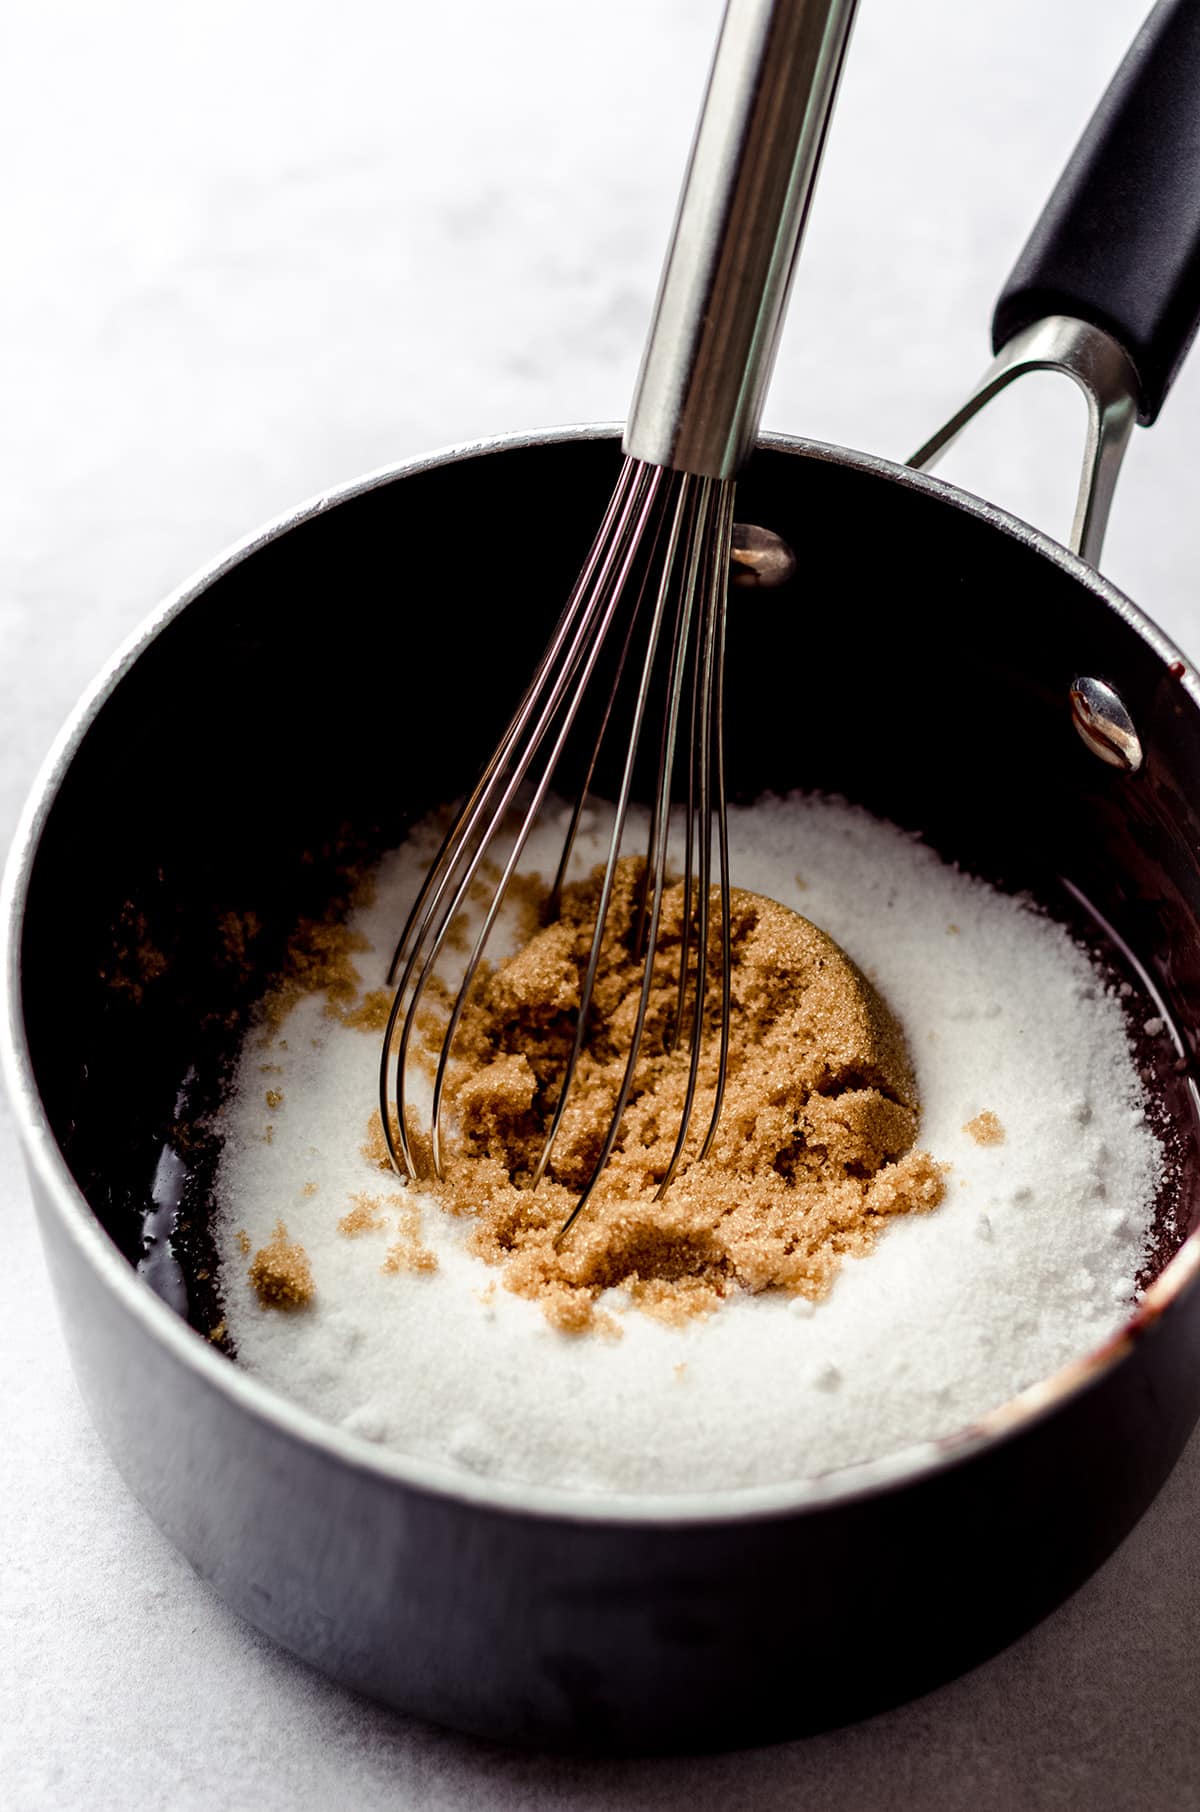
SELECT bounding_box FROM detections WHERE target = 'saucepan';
[5,0,1200,1754]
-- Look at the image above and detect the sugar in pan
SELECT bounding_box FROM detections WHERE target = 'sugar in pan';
[213,792,1162,1495]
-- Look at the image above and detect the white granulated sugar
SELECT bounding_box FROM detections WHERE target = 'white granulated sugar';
[213,794,1161,1495]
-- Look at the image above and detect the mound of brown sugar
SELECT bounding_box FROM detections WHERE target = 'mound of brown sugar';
[422,857,944,1332]
[249,1218,315,1309]
[964,1109,1005,1146]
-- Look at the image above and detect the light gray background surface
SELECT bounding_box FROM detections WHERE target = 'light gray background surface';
[4,1,1200,1805]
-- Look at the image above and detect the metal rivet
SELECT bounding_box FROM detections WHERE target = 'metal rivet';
[730,522,796,589]
[1070,676,1143,772]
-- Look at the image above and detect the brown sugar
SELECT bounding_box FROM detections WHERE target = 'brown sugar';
[964,1110,1004,1146]
[255,862,382,1033]
[405,856,944,1333]
[342,988,393,1032]
[361,1109,395,1173]
[248,1219,315,1309]
[250,844,546,1047]
[98,900,169,1005]
[380,1194,438,1275]
[382,1237,439,1275]
[339,1193,387,1237]
[338,1187,438,1273]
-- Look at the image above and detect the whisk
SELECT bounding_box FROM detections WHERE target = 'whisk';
[381,0,859,1237]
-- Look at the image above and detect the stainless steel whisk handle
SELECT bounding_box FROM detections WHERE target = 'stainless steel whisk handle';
[625,0,859,480]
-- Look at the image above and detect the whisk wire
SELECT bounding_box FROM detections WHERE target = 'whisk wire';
[656,477,735,1194]
[384,455,642,999]
[380,454,737,1236]
[545,470,681,918]
[656,509,718,1196]
[381,457,661,1178]
[631,472,701,962]
[532,470,694,1193]
[553,473,721,1243]
[415,464,666,1177]
[699,480,736,1162]
[426,466,670,1175]
[670,516,705,1055]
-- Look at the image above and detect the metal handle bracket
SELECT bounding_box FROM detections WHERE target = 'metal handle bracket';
[907,315,1139,568]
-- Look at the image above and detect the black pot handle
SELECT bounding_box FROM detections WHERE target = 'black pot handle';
[992,0,1200,426]
[909,0,1200,566]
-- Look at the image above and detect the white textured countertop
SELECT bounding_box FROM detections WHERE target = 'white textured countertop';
[4,1,1200,1805]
